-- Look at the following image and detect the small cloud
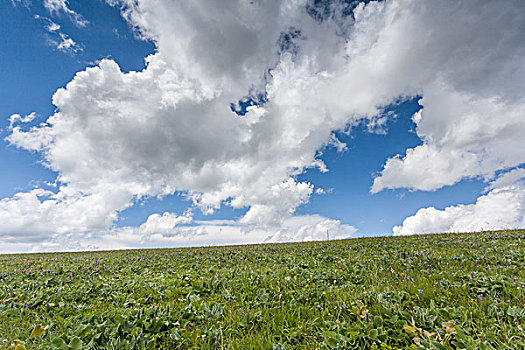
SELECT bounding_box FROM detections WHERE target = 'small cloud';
[328,133,348,153]
[139,210,194,235]
[43,0,89,27]
[9,112,36,129]
[315,187,333,195]
[56,33,78,52]
[46,22,61,32]
[10,0,31,8]
[104,0,120,7]
[46,33,82,54]
[112,28,126,39]
[366,111,396,135]
[34,15,82,55]
[312,158,329,173]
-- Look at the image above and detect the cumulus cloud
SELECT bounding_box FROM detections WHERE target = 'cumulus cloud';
[0,214,356,254]
[394,170,525,235]
[0,186,134,240]
[372,89,525,192]
[370,1,525,192]
[4,0,525,249]
[8,0,358,241]
[138,211,194,235]
[43,0,88,27]
[393,186,525,236]
[264,214,357,243]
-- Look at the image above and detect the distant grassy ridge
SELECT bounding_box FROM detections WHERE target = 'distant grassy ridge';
[1,229,524,349]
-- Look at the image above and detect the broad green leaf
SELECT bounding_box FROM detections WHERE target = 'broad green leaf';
[51,337,68,350]
[68,336,82,350]
[373,315,383,328]
[369,328,378,339]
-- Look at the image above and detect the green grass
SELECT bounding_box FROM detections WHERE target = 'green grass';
[1,230,525,349]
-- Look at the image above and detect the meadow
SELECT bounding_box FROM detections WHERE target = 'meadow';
[1,230,524,349]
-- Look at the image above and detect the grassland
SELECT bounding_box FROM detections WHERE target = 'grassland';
[1,230,524,349]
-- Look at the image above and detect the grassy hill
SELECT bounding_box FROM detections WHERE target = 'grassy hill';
[1,230,524,349]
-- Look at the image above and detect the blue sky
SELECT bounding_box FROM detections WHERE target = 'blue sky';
[1,0,524,252]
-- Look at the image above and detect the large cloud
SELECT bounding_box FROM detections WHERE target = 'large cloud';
[7,0,363,240]
[4,0,525,249]
[370,1,525,192]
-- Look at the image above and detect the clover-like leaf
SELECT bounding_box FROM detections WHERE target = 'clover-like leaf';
[51,337,68,350]
[68,336,82,350]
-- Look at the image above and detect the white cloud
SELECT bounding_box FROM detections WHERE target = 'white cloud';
[128,213,356,249]
[46,21,61,32]
[0,186,132,247]
[54,33,80,53]
[138,211,193,235]
[394,170,525,235]
[33,15,82,54]
[8,112,36,128]
[4,0,525,250]
[369,1,525,192]
[264,214,357,243]
[373,88,525,192]
[393,185,525,236]
[315,188,325,195]
[486,168,525,192]
[0,213,356,253]
[43,0,88,27]
[7,1,355,241]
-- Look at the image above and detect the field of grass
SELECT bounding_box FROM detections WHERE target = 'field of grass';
[1,230,524,349]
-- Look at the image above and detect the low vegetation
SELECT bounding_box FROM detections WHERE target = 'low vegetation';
[1,230,524,349]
